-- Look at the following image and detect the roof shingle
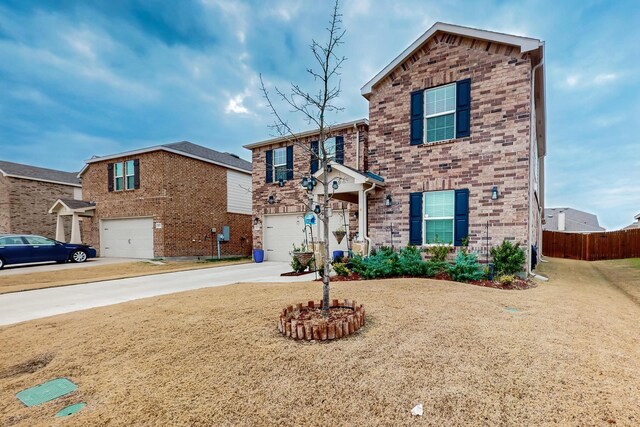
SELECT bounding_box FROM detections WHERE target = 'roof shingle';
[0,160,80,185]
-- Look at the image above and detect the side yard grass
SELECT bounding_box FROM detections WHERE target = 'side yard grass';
[1,258,639,426]
[0,258,251,295]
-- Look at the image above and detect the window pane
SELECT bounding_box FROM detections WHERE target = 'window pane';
[274,148,287,166]
[115,177,124,191]
[126,176,135,190]
[425,219,454,244]
[324,137,336,159]
[275,165,287,182]
[114,162,124,177]
[24,236,55,245]
[426,113,455,143]
[424,190,454,218]
[425,83,456,116]
[126,160,135,174]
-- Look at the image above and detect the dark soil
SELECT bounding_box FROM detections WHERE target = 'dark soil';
[469,278,535,290]
[287,307,355,324]
[280,270,316,277]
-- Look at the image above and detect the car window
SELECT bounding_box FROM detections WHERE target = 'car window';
[23,236,56,245]
[0,237,25,245]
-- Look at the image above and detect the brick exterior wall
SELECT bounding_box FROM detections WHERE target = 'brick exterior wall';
[81,150,252,258]
[366,34,535,257]
[0,174,76,237]
[250,123,368,249]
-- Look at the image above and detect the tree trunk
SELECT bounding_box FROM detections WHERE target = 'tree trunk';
[322,159,331,316]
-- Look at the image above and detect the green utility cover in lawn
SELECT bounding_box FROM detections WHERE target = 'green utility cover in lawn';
[505,307,519,313]
[55,402,86,417]
[16,378,77,407]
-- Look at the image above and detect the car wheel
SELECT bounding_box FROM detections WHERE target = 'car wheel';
[70,250,87,263]
[0,258,4,270]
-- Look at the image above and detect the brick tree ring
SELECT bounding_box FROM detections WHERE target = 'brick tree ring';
[277,299,366,341]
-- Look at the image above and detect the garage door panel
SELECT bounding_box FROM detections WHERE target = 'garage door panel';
[101,218,154,259]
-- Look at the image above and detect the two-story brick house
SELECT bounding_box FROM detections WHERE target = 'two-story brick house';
[247,22,546,272]
[56,141,253,259]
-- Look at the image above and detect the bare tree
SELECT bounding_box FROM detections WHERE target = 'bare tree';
[260,0,346,315]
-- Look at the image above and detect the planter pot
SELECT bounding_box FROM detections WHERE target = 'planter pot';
[292,251,314,267]
[332,230,347,244]
[253,249,264,263]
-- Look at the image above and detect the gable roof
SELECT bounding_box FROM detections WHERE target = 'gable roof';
[243,118,369,150]
[80,141,251,176]
[0,160,81,187]
[360,22,544,98]
[543,208,605,232]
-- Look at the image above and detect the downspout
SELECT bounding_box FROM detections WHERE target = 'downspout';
[528,60,544,275]
[353,123,360,170]
[363,183,376,256]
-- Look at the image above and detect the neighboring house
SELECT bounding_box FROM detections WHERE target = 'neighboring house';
[0,160,82,239]
[543,208,605,233]
[50,141,253,259]
[623,212,640,230]
[246,22,546,271]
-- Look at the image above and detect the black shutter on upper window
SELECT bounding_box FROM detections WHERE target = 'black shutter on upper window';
[335,136,344,164]
[410,90,424,145]
[310,140,319,173]
[265,149,273,183]
[133,159,140,189]
[107,163,114,192]
[456,79,471,138]
[286,146,294,181]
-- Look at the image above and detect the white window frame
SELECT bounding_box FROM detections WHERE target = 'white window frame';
[114,162,124,191]
[424,83,456,144]
[273,147,287,182]
[125,160,135,190]
[423,190,455,246]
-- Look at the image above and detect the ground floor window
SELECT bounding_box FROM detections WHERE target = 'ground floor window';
[423,190,454,244]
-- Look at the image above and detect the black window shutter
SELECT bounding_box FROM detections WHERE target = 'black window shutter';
[107,163,114,192]
[286,146,294,180]
[454,188,469,246]
[310,140,319,173]
[410,90,424,145]
[335,136,344,164]
[409,192,423,245]
[265,149,273,183]
[133,159,140,189]
[456,78,471,138]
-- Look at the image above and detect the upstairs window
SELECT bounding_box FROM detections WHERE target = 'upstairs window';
[324,137,337,161]
[114,162,124,191]
[109,159,139,192]
[425,83,456,143]
[125,160,135,190]
[273,147,287,182]
[423,190,455,244]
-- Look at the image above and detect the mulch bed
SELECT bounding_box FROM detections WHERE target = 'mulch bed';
[280,270,316,277]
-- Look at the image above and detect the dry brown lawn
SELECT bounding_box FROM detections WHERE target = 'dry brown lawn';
[0,259,251,294]
[1,258,640,426]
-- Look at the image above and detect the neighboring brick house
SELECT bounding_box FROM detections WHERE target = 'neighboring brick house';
[543,208,605,232]
[246,22,546,272]
[67,141,252,258]
[0,160,82,238]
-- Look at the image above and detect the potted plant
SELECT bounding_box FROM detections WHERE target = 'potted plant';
[332,226,347,244]
[291,243,314,269]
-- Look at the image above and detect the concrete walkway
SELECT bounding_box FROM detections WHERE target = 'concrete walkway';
[0,262,315,325]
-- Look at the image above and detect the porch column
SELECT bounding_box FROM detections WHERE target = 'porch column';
[55,215,66,242]
[358,189,366,241]
[70,213,81,244]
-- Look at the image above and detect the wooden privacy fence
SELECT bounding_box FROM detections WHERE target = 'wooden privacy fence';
[543,229,640,261]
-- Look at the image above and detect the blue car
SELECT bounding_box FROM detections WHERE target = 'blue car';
[0,234,97,269]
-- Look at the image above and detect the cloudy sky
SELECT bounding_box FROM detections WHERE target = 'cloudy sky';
[0,0,638,229]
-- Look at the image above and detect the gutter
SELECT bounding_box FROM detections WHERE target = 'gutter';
[354,123,360,171]
[528,59,544,275]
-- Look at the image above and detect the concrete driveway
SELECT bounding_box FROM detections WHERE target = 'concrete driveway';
[0,262,315,326]
[0,257,134,277]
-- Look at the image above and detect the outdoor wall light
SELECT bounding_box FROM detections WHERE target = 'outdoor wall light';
[301,176,309,187]
[268,195,275,205]
[278,179,285,187]
[327,164,333,173]
[385,195,392,206]
[253,217,260,225]
[307,182,314,192]
[332,180,339,190]
[314,204,321,214]
[491,186,499,200]
[311,176,317,186]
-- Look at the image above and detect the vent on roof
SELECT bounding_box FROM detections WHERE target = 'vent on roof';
[226,153,240,159]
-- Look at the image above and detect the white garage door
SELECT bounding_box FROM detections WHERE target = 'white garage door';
[101,217,154,259]
[263,213,350,262]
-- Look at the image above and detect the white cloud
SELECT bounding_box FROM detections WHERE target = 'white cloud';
[225,92,250,114]
[593,73,618,85]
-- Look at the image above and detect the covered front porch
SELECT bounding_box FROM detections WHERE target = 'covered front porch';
[49,199,96,244]
[312,163,385,256]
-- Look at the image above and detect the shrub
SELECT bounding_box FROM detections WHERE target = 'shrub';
[395,245,425,276]
[448,251,484,283]
[427,243,450,263]
[290,255,313,273]
[350,249,397,279]
[332,262,351,277]
[490,240,526,276]
[497,274,515,286]
[423,260,448,278]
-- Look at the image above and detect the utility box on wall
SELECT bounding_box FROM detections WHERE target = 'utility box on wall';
[219,225,230,242]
